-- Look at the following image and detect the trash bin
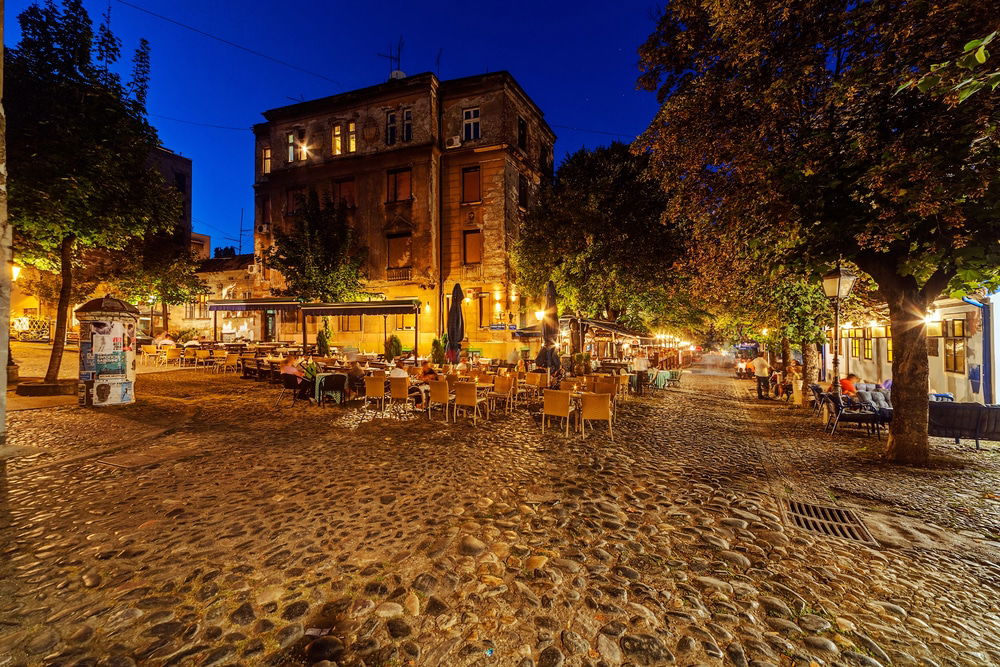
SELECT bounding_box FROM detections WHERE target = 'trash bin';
[74,295,140,407]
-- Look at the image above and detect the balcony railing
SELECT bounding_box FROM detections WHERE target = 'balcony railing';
[461,263,482,280]
[386,266,412,282]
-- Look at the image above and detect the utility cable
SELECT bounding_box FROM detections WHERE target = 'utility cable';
[115,0,343,87]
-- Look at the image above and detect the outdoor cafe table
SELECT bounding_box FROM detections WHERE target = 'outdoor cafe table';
[653,369,671,389]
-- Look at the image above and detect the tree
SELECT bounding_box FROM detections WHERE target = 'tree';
[899,31,999,103]
[111,242,208,333]
[264,190,367,302]
[637,1,1000,464]
[512,142,676,332]
[214,245,238,258]
[7,1,180,383]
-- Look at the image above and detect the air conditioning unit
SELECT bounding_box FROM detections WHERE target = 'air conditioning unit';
[246,264,259,275]
[256,223,270,235]
[445,135,462,149]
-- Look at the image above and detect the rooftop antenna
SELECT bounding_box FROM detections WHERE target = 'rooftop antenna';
[378,35,406,80]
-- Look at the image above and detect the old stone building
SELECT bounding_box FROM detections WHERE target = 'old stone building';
[251,71,555,358]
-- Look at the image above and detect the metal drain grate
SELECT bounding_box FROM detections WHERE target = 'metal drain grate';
[782,499,878,545]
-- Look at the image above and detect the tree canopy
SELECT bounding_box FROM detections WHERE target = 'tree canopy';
[636,0,1000,464]
[512,142,680,332]
[264,191,367,302]
[6,0,180,381]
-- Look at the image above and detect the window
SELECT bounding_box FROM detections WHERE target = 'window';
[944,320,967,374]
[332,125,343,155]
[863,338,872,360]
[461,166,481,203]
[518,173,529,209]
[463,229,482,265]
[478,293,490,328]
[287,132,296,163]
[387,233,412,268]
[463,107,481,141]
[386,168,412,202]
[517,116,527,150]
[332,178,356,208]
[286,187,306,214]
[348,122,357,152]
[850,338,860,358]
[185,294,208,320]
[260,194,271,223]
[395,313,415,330]
[402,109,412,142]
[262,146,272,174]
[944,338,966,374]
[280,309,298,324]
[339,315,362,332]
[386,111,397,146]
[886,338,893,363]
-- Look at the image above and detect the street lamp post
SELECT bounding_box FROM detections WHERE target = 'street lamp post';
[821,266,858,396]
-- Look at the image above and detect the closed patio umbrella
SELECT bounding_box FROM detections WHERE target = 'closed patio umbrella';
[534,280,560,371]
[446,283,465,363]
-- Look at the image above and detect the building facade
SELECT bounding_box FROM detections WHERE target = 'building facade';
[166,253,257,339]
[251,71,555,358]
[822,295,999,404]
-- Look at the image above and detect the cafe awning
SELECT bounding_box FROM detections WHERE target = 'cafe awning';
[300,299,421,317]
[208,298,300,312]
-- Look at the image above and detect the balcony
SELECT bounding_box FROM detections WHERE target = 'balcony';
[461,263,482,281]
[386,266,412,282]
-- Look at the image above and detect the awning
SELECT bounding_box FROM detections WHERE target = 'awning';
[300,299,421,317]
[560,316,650,340]
[208,298,300,312]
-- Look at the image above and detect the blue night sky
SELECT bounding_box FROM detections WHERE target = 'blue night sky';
[5,0,663,252]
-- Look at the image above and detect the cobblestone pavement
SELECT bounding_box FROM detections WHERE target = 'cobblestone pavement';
[1,360,999,667]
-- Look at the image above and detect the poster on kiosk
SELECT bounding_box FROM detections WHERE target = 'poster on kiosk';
[75,296,139,407]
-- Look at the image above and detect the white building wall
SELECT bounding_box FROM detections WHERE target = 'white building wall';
[823,298,992,404]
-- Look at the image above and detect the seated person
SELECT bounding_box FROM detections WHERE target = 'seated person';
[346,361,366,398]
[837,373,860,397]
[455,355,470,372]
[389,360,410,378]
[418,361,439,382]
[280,355,312,400]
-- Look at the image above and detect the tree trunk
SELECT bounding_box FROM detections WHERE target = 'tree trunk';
[44,235,75,384]
[781,336,791,369]
[884,287,931,465]
[800,341,819,408]
[161,299,169,334]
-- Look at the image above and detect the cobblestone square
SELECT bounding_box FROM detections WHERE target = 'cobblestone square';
[1,361,998,666]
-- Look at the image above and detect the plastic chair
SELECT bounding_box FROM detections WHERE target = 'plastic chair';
[427,380,454,421]
[274,373,305,409]
[163,347,182,366]
[140,345,158,366]
[541,389,574,437]
[488,375,514,413]
[318,373,348,406]
[454,382,488,425]
[389,376,415,416]
[580,393,613,441]
[194,349,212,369]
[364,375,387,414]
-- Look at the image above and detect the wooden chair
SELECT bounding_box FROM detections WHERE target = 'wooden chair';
[580,392,613,441]
[389,376,415,416]
[542,389,575,437]
[454,382,488,425]
[364,376,387,415]
[594,380,619,419]
[427,380,454,421]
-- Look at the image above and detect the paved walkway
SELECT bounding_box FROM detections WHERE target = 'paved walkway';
[1,359,998,666]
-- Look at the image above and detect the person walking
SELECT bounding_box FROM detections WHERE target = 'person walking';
[750,353,771,399]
